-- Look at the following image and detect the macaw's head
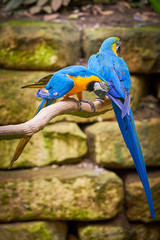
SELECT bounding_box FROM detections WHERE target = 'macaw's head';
[99,37,121,56]
[87,80,108,99]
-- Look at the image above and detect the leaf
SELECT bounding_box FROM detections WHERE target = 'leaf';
[68,13,79,19]
[4,0,23,11]
[149,0,160,15]
[92,5,103,15]
[42,5,52,14]
[78,12,90,17]
[63,0,71,6]
[51,0,62,12]
[37,0,48,7]
[23,11,37,18]
[24,0,37,4]
[100,10,114,16]
[29,6,41,15]
[43,13,59,21]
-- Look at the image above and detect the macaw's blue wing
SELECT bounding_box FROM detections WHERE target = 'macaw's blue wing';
[36,73,74,99]
[116,57,131,92]
[107,67,125,99]
[112,100,155,218]
[9,98,54,169]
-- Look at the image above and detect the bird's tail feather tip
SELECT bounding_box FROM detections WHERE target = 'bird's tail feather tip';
[150,204,155,219]
[152,211,156,219]
[8,137,31,169]
[8,162,13,170]
[8,155,16,169]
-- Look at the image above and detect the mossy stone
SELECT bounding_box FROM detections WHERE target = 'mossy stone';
[125,172,160,222]
[42,122,87,164]
[85,118,160,168]
[0,69,48,125]
[0,165,123,221]
[132,224,160,240]
[0,122,87,168]
[78,224,128,240]
[0,221,67,240]
[0,21,80,70]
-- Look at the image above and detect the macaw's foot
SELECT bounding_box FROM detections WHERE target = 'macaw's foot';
[96,98,104,104]
[80,99,96,112]
[62,97,82,111]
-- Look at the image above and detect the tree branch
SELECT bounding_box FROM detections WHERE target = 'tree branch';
[0,98,112,140]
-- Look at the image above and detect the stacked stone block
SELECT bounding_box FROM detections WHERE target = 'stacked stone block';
[0,21,160,240]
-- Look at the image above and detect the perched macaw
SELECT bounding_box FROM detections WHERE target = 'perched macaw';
[9,65,108,168]
[88,37,155,218]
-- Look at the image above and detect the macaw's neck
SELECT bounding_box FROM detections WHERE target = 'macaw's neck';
[99,43,117,56]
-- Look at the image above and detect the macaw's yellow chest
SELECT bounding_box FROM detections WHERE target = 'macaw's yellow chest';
[66,75,101,96]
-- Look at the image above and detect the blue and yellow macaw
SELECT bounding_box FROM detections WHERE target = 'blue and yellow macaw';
[88,37,155,218]
[9,65,108,168]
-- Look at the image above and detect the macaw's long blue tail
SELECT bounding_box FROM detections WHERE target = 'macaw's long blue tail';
[9,99,54,169]
[111,100,155,218]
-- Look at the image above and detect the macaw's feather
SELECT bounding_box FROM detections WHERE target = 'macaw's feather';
[88,37,155,218]
[9,137,31,169]
[107,93,123,111]
[112,101,155,218]
[9,98,55,169]
[21,74,53,88]
[43,73,75,99]
[10,65,108,168]
[122,94,130,118]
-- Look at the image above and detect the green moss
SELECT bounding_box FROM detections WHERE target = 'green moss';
[79,225,127,240]
[0,21,80,70]
[70,208,95,220]
[114,143,124,164]
[81,226,94,236]
[42,123,87,164]
[0,222,66,240]
[2,20,61,26]
[1,192,9,204]
[0,43,57,70]
[28,222,53,240]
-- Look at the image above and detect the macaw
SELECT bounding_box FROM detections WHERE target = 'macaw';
[88,37,155,218]
[9,65,108,169]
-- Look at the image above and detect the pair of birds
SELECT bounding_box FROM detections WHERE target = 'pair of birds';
[10,37,155,218]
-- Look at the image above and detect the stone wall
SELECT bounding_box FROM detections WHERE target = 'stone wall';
[0,21,160,240]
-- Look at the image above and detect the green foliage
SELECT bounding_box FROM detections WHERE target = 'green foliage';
[149,0,160,15]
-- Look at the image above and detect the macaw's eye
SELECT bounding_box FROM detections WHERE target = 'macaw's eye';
[116,40,121,56]
[99,81,108,91]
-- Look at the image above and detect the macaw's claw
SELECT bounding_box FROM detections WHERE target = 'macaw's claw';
[81,99,96,112]
[96,98,104,104]
[62,97,82,111]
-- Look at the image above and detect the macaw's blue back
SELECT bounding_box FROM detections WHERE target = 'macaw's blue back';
[88,37,155,218]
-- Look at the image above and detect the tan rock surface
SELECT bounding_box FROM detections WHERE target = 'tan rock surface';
[0,165,123,222]
[86,118,160,168]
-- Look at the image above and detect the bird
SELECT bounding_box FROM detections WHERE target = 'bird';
[9,65,108,169]
[88,37,155,218]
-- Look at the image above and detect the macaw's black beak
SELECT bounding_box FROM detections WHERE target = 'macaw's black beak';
[94,90,107,99]
[116,40,121,56]
[93,81,108,99]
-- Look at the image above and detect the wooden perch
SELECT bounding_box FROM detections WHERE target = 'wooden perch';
[0,98,112,141]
